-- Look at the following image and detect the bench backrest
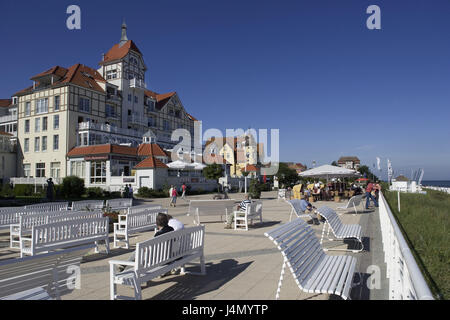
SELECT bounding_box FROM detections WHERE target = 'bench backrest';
[317,206,343,234]
[72,200,104,211]
[188,199,236,216]
[30,218,109,250]
[135,225,205,273]
[106,198,133,210]
[0,206,26,213]
[247,200,262,217]
[0,244,93,299]
[287,199,305,215]
[128,204,163,214]
[18,210,101,230]
[264,218,326,288]
[25,202,69,211]
[123,209,163,230]
[0,208,49,227]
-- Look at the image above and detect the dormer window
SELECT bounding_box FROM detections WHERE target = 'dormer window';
[106,69,117,80]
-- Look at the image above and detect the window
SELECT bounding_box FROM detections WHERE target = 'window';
[90,161,106,184]
[42,117,48,131]
[34,137,40,152]
[24,138,29,152]
[78,97,90,113]
[106,69,117,80]
[54,96,60,111]
[42,136,47,152]
[35,118,40,132]
[23,164,31,177]
[53,115,59,130]
[163,120,170,131]
[106,105,115,118]
[148,116,154,127]
[128,94,132,102]
[36,163,45,178]
[70,161,85,178]
[134,96,138,103]
[36,98,49,114]
[53,135,59,151]
[25,102,31,116]
[50,162,60,178]
[24,120,30,133]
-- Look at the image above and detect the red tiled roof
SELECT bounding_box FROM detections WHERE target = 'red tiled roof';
[137,143,168,157]
[244,165,259,172]
[0,131,13,136]
[144,90,176,110]
[67,144,137,157]
[0,99,11,108]
[16,64,106,96]
[99,40,142,65]
[134,156,168,169]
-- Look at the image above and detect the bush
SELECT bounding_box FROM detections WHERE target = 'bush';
[61,176,85,198]
[248,179,261,199]
[14,184,35,196]
[0,184,15,198]
[138,187,152,198]
[137,187,167,198]
[86,187,103,198]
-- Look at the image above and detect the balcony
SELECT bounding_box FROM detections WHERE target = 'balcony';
[0,114,17,124]
[78,121,144,138]
[129,79,146,90]
[127,114,146,126]
[106,112,120,121]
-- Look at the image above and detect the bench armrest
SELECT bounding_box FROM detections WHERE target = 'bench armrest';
[109,260,135,266]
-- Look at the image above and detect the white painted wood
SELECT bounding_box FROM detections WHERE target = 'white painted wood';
[336,194,365,215]
[187,199,236,225]
[25,202,69,211]
[114,208,167,249]
[71,200,105,211]
[0,245,93,300]
[234,201,263,231]
[20,218,110,257]
[127,204,162,214]
[106,198,133,212]
[109,226,206,300]
[317,206,363,253]
[265,218,357,300]
[286,199,315,221]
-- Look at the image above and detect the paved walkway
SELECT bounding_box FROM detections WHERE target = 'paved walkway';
[0,191,388,300]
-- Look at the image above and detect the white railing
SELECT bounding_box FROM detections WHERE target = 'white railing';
[0,114,17,124]
[378,192,434,300]
[127,114,146,126]
[78,121,144,138]
[10,177,63,185]
[129,79,147,90]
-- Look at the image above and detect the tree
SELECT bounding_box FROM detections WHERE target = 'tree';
[202,164,224,192]
[275,163,299,188]
[61,176,85,198]
[358,165,378,181]
[331,161,338,166]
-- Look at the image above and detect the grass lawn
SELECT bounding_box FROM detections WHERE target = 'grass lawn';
[384,190,450,299]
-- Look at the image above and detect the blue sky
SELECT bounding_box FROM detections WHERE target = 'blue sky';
[1,0,449,180]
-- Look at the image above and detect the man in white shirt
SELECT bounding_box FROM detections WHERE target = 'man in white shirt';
[167,215,184,231]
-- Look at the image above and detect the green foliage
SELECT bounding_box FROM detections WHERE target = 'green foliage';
[137,187,167,198]
[202,164,224,181]
[86,187,103,198]
[13,184,35,196]
[0,184,15,198]
[248,179,262,199]
[61,176,85,198]
[331,161,338,166]
[384,190,450,299]
[358,165,379,181]
[275,163,299,188]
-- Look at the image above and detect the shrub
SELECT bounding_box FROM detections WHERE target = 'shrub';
[248,179,261,199]
[0,184,15,198]
[86,187,103,198]
[138,187,152,198]
[110,191,121,198]
[61,176,85,198]
[14,184,35,196]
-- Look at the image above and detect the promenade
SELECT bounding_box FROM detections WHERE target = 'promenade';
[0,191,389,300]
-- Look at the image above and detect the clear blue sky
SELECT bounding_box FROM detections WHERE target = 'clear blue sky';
[1,0,449,180]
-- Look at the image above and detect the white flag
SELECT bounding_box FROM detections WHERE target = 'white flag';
[387,159,393,183]
[376,157,381,171]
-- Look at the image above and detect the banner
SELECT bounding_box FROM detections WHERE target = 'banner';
[387,159,393,184]
[376,157,381,171]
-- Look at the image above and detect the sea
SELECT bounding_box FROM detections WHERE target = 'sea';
[421,181,450,188]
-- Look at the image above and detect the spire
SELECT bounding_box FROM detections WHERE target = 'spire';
[119,20,128,47]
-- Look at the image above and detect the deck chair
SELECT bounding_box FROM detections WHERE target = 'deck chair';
[317,206,364,253]
[286,199,315,221]
[336,194,365,215]
[264,218,357,300]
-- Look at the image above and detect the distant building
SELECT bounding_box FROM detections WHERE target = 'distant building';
[0,98,18,140]
[0,131,16,185]
[390,175,421,193]
[286,162,307,174]
[337,156,360,170]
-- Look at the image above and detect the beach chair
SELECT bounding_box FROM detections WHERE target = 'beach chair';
[336,194,365,215]
[317,206,364,253]
[286,199,315,221]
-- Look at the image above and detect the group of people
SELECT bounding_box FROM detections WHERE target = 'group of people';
[121,184,134,198]
[168,183,187,207]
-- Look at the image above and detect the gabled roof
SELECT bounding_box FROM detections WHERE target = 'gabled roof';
[99,40,143,65]
[137,143,168,157]
[134,156,168,169]
[144,90,177,110]
[338,156,360,163]
[67,144,137,157]
[395,175,409,182]
[16,64,107,96]
[243,165,259,172]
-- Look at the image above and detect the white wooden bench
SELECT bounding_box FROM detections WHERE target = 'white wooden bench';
[187,199,236,225]
[336,194,365,215]
[127,204,162,214]
[72,200,105,211]
[264,218,357,300]
[109,225,206,300]
[0,208,48,230]
[114,208,168,249]
[234,200,263,231]
[25,202,70,211]
[20,218,110,257]
[286,199,315,221]
[106,198,133,212]
[10,210,103,249]
[317,206,364,253]
[0,244,93,300]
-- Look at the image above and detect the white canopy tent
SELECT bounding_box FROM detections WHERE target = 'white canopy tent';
[167,160,194,170]
[299,165,361,181]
